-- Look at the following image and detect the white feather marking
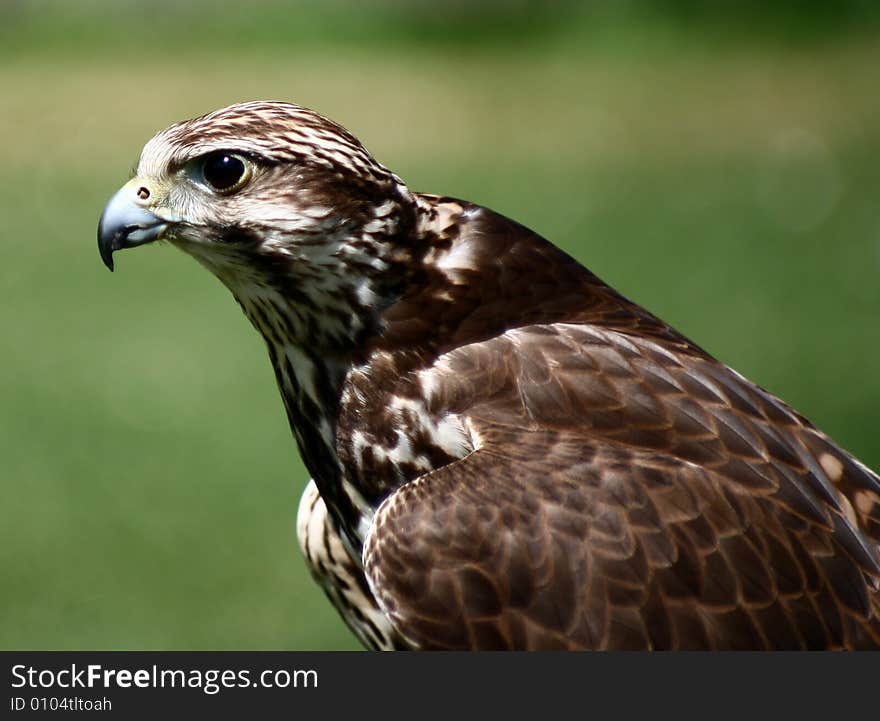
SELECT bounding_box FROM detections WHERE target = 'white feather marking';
[417,369,440,400]
[373,200,396,217]
[387,396,472,461]
[436,239,476,272]
[355,281,378,307]
[433,416,472,457]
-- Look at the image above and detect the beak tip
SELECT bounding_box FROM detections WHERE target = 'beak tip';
[97,228,116,271]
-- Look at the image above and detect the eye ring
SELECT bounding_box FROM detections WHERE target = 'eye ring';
[200,152,251,194]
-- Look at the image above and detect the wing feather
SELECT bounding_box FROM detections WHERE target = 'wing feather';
[363,322,880,649]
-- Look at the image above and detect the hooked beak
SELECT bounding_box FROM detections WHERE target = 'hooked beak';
[97,179,168,271]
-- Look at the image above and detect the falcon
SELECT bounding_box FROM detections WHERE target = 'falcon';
[97,101,880,650]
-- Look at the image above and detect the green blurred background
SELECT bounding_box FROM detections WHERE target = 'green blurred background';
[1,0,879,650]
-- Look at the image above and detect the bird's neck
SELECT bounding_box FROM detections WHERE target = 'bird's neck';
[227,197,424,547]
[234,279,386,550]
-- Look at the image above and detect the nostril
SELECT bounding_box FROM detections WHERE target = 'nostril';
[136,186,150,201]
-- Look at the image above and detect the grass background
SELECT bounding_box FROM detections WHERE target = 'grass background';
[1,0,879,650]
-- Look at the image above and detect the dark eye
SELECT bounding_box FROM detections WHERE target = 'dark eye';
[201,152,250,193]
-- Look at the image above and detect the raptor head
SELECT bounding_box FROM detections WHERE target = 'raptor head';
[98,101,418,348]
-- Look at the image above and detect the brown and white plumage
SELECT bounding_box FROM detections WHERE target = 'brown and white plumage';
[98,101,880,649]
